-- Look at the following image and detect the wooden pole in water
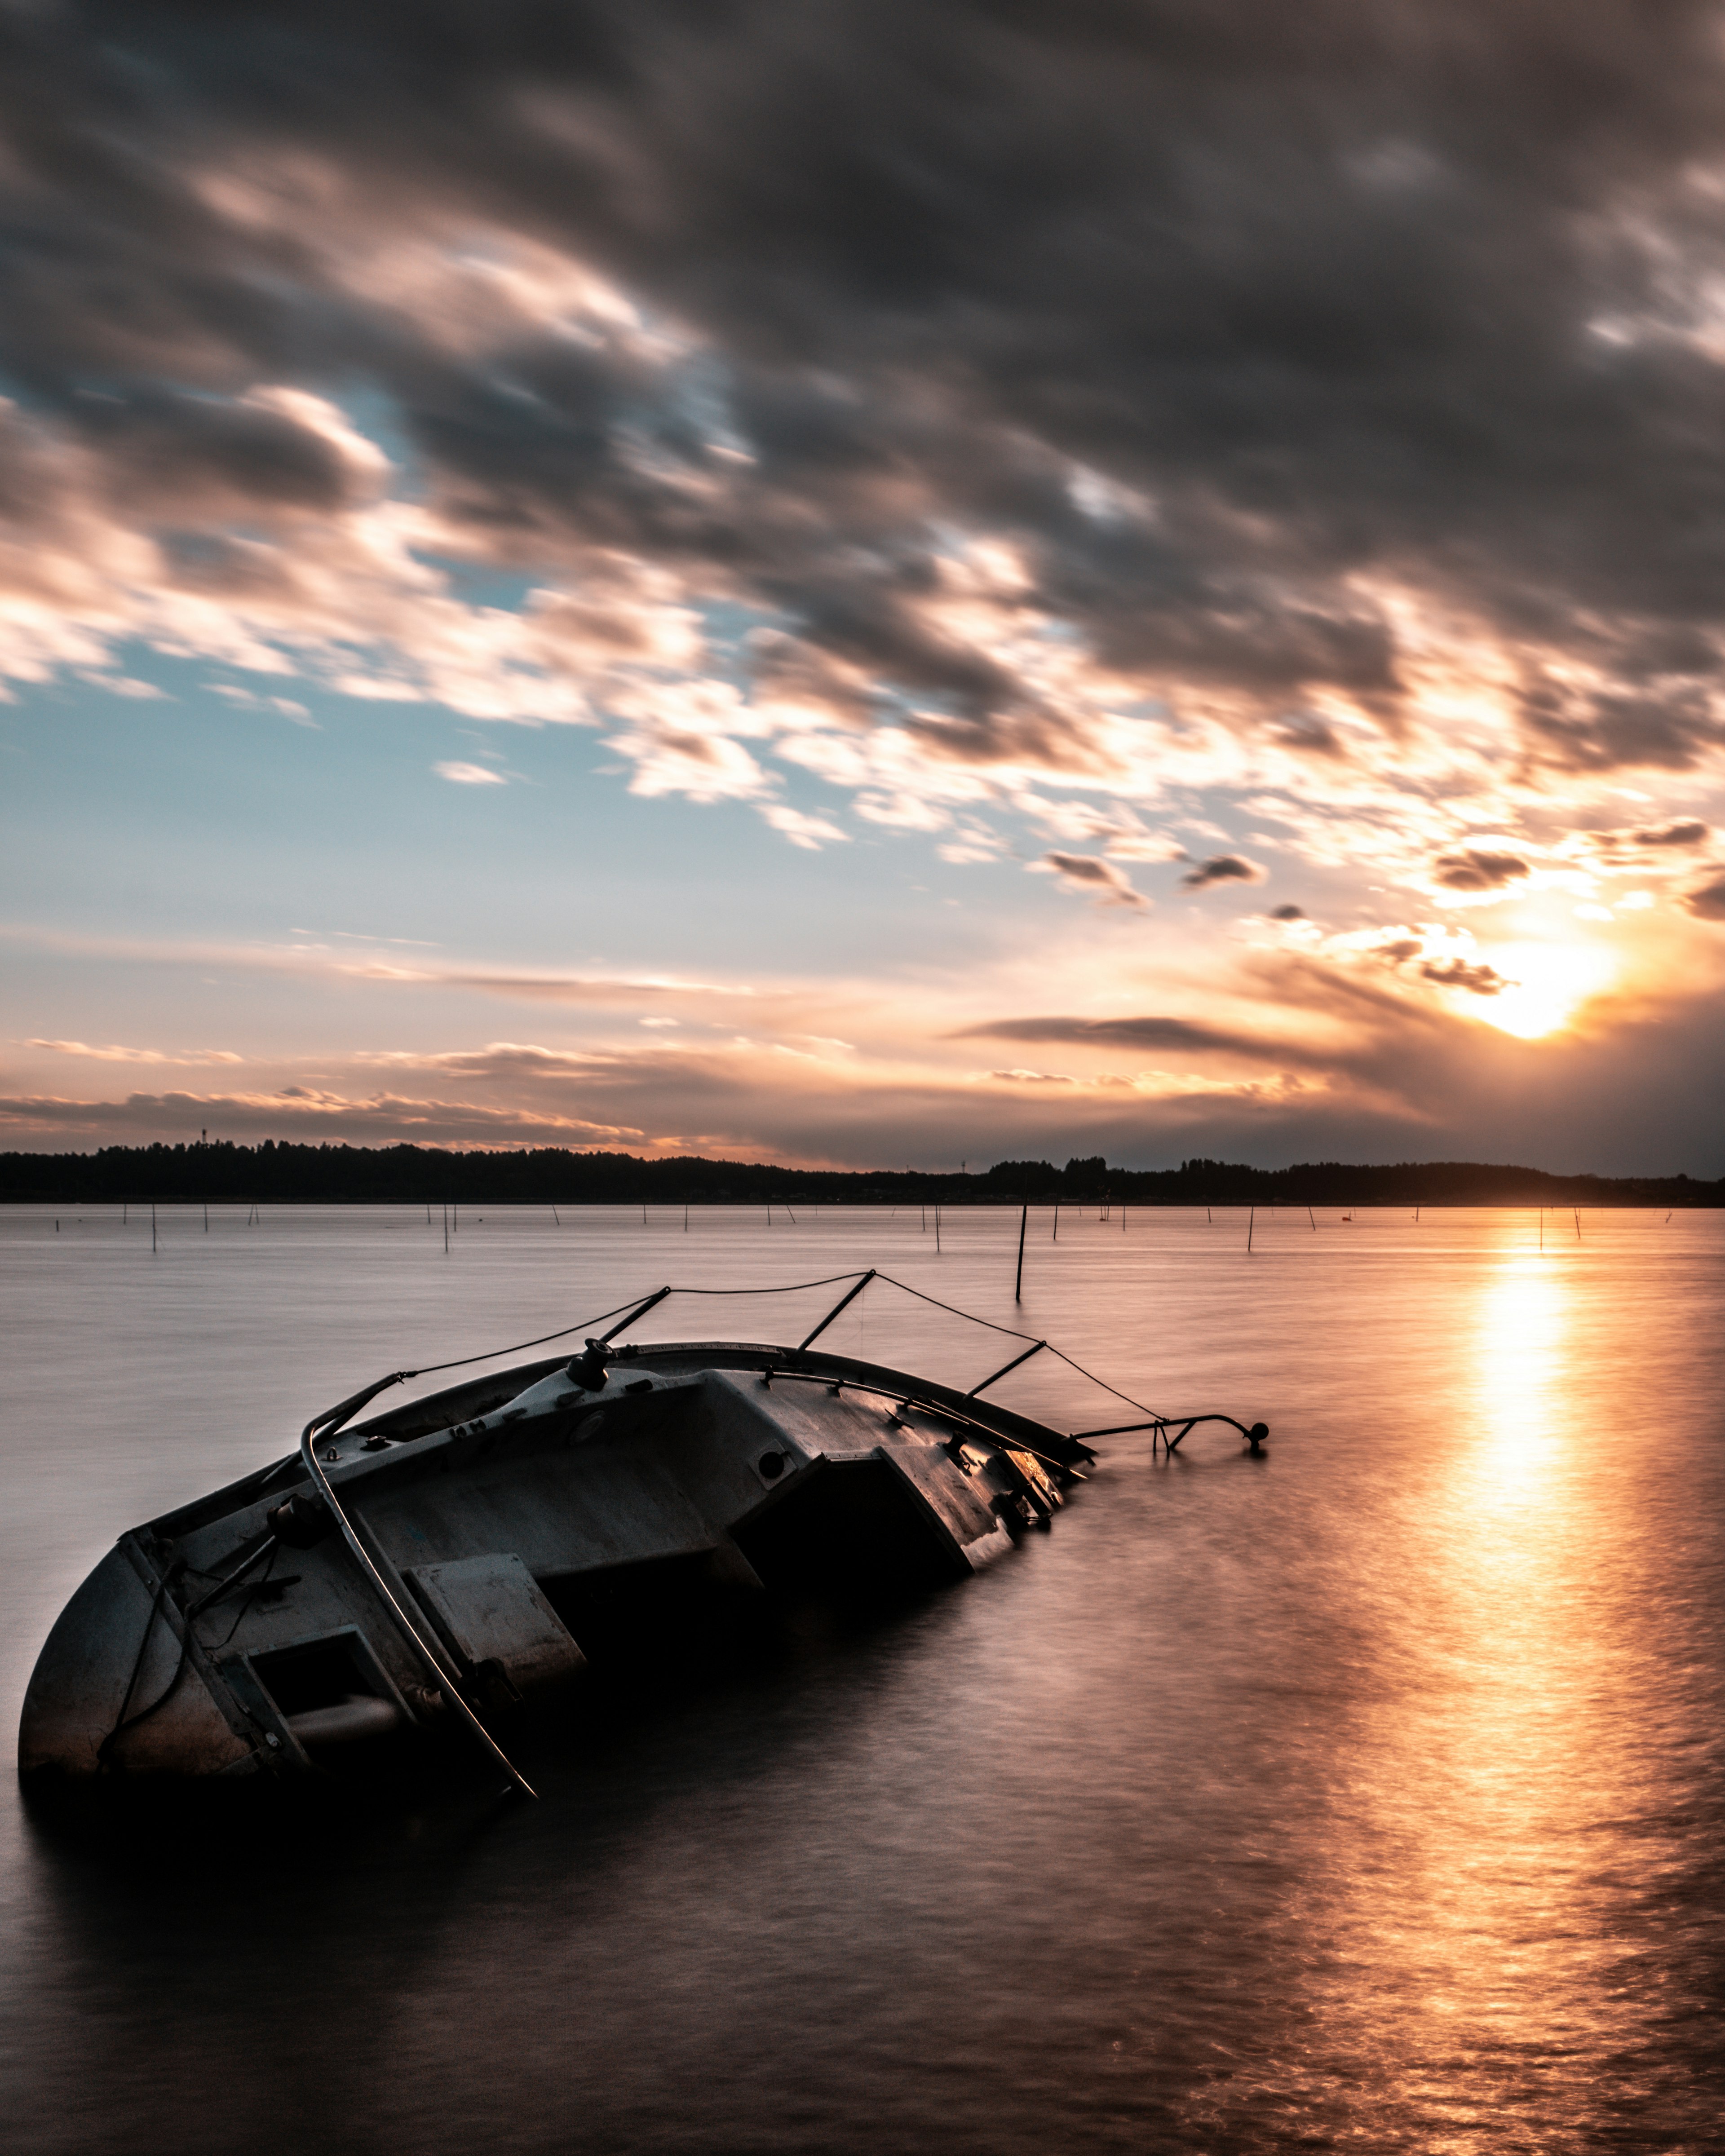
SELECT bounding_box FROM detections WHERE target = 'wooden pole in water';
[443,1203,450,1255]
[684,1201,689,1232]
[552,1203,560,1226]
[151,1202,157,1255]
[1308,1205,1315,1231]
[1052,1202,1059,1241]
[203,1203,208,1233]
[1575,1208,1581,1240]
[1247,1205,1254,1254]
[1014,1199,1028,1302]
[935,1203,941,1254]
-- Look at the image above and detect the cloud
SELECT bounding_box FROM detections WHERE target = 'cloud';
[1633,821,1709,847]
[1685,875,1725,922]
[0,1088,644,1147]
[759,803,850,850]
[1270,904,1306,921]
[1418,959,1515,997]
[1,1,1725,875]
[1031,853,1148,909]
[24,1039,243,1065]
[1181,855,1265,890]
[9,5,1725,1176]
[1432,849,1530,892]
[433,761,507,785]
[960,1012,1308,1067]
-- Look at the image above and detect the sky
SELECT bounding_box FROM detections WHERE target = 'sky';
[5,3,1725,1175]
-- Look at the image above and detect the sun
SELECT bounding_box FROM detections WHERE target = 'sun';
[1468,940,1617,1038]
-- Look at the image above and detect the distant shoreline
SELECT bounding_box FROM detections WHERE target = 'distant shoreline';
[1,1143,1718,1208]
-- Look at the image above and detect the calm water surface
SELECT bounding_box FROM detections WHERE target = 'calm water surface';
[0,1202,1721,2153]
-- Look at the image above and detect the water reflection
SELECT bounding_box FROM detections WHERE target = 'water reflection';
[1296,1239,1678,2146]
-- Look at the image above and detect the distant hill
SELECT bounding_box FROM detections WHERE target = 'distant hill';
[0,1142,1717,1207]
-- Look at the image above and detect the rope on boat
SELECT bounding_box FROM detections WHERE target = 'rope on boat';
[339,1270,1183,1431]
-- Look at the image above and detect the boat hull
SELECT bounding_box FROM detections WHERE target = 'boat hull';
[19,1340,1088,1790]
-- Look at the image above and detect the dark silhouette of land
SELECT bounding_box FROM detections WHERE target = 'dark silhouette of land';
[0,1143,1716,1207]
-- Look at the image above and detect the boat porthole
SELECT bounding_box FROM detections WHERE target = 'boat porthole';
[758,1451,786,1481]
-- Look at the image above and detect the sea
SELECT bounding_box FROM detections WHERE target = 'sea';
[0,1200,1720,2154]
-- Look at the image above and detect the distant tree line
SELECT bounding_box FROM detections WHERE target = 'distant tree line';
[0,1140,1717,1207]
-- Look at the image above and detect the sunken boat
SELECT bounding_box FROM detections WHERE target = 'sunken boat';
[19,1275,1265,1797]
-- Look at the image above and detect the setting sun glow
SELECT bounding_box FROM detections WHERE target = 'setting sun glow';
[1468,942,1618,1039]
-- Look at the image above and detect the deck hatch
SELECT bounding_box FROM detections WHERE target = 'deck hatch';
[407,1552,587,1700]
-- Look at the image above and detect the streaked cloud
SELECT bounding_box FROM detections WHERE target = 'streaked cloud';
[433,761,507,786]
[1031,853,1148,909]
[1181,855,1267,891]
[25,1039,244,1065]
[1432,849,1531,892]
[1686,875,1725,922]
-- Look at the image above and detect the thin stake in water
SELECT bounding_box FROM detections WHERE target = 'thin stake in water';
[1247,1205,1254,1254]
[1014,1198,1028,1302]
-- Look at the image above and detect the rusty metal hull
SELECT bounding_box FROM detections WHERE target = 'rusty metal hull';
[19,1339,1090,1790]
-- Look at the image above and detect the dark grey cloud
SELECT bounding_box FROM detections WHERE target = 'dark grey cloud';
[1037,851,1147,906]
[1433,848,1530,891]
[1685,874,1725,922]
[1583,817,1712,867]
[1633,820,1709,847]
[6,3,1725,766]
[1181,854,1265,888]
[959,1012,1316,1067]
[1419,959,1513,996]
[1270,903,1305,920]
[1518,681,1725,774]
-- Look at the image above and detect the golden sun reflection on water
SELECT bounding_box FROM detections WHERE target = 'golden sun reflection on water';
[1323,1240,1657,2142]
